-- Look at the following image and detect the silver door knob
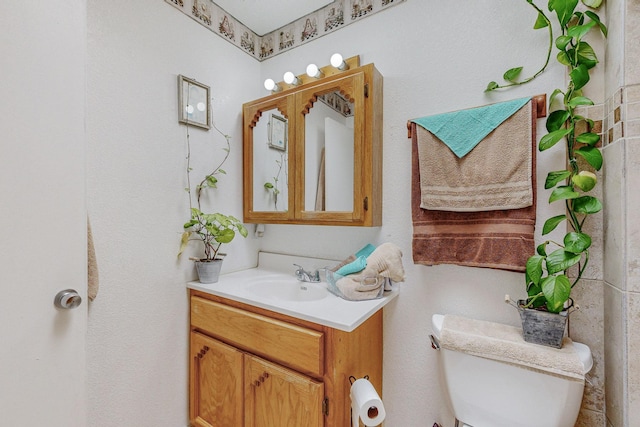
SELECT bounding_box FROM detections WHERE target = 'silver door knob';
[54,289,82,309]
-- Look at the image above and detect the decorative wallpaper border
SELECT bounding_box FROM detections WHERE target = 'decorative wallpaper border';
[164,0,406,61]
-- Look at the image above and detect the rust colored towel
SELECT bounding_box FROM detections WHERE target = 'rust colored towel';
[410,102,537,272]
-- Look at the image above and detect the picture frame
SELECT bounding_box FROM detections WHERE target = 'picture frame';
[268,114,287,151]
[178,75,210,130]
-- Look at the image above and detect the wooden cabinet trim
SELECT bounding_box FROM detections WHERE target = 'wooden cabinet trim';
[191,296,324,377]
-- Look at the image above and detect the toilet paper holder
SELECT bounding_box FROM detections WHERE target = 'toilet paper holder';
[349,375,368,384]
[349,375,385,427]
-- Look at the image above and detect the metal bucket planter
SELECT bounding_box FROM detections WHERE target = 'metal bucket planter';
[195,259,223,284]
[517,300,568,349]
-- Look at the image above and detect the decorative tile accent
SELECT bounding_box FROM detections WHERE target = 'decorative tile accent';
[164,0,407,61]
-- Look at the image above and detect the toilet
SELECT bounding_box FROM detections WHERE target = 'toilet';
[430,314,593,427]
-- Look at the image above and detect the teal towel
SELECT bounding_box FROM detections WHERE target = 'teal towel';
[355,243,376,258]
[411,97,531,158]
[336,255,367,276]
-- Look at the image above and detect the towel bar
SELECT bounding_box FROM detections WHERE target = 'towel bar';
[406,93,547,139]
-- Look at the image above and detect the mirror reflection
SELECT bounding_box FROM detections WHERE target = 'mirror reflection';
[252,108,289,212]
[304,90,354,212]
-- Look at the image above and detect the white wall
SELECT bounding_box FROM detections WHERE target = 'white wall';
[257,2,568,425]
[86,1,259,425]
[84,1,578,426]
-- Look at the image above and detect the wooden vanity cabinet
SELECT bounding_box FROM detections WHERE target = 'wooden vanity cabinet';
[189,290,383,427]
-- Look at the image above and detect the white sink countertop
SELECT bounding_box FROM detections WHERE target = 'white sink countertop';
[187,252,400,332]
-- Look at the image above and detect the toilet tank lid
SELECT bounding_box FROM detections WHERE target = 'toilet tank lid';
[431,314,593,375]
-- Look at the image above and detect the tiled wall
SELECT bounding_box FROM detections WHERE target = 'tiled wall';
[553,82,640,427]
[603,43,640,427]
[602,0,640,423]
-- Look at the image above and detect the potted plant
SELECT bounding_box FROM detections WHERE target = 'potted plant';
[178,112,248,284]
[487,0,606,347]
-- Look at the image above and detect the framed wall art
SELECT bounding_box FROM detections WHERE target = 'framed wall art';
[178,75,210,130]
[268,113,287,151]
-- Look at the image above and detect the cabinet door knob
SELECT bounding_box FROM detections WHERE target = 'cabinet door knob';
[263,372,269,379]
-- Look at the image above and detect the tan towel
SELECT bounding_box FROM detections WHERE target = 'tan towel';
[410,99,538,272]
[88,218,99,301]
[416,101,533,211]
[335,243,405,300]
[440,315,584,381]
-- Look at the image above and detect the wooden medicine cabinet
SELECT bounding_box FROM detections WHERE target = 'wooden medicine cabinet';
[242,59,383,226]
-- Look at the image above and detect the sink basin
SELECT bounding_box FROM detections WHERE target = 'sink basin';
[246,276,329,302]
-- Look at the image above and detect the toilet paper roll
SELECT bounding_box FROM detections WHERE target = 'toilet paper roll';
[350,378,386,426]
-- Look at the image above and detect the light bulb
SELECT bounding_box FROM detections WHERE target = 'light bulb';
[196,102,206,112]
[330,53,348,70]
[306,63,324,79]
[264,78,281,92]
[283,71,300,85]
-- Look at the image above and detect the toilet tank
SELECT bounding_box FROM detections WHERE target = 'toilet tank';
[431,314,592,427]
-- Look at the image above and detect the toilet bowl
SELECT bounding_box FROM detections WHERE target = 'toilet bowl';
[431,314,592,427]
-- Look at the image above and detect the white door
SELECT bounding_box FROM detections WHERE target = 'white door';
[0,1,87,426]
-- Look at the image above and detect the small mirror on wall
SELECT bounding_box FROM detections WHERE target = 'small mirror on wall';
[178,75,210,130]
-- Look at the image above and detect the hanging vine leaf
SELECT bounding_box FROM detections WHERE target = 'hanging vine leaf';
[564,232,592,254]
[485,81,499,92]
[549,186,580,203]
[542,214,567,235]
[573,196,603,214]
[537,241,550,256]
[546,110,570,132]
[575,132,600,145]
[545,170,571,189]
[503,67,524,82]
[567,21,596,40]
[534,12,550,28]
[584,10,608,36]
[567,96,594,107]
[570,64,590,90]
[575,145,603,170]
[572,170,597,191]
[576,42,599,68]
[583,1,603,10]
[540,128,572,150]
[549,0,579,26]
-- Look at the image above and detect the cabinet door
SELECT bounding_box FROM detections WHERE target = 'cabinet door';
[245,355,324,427]
[190,332,243,427]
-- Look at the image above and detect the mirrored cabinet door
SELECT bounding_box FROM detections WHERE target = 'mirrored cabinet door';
[243,95,294,223]
[295,72,364,223]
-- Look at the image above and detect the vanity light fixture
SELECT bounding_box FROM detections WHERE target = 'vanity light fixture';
[306,63,324,79]
[263,78,282,93]
[283,71,301,86]
[330,53,349,71]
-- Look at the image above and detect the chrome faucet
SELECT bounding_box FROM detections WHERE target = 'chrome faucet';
[293,264,321,283]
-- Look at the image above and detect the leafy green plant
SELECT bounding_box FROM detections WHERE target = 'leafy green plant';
[178,118,247,261]
[487,0,607,313]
